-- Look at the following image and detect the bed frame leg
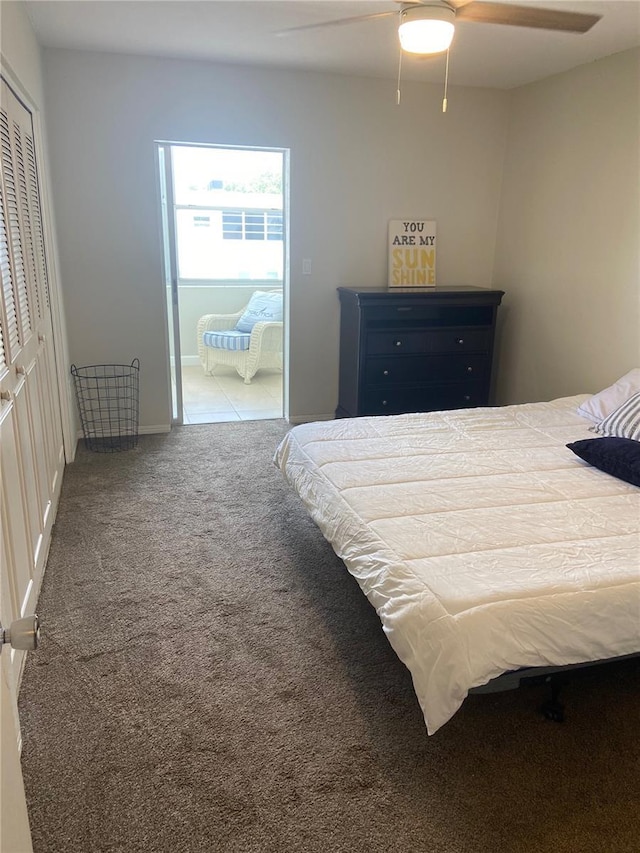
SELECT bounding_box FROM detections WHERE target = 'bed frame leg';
[538,675,566,723]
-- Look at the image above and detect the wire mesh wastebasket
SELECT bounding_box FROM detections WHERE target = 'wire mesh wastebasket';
[71,359,140,452]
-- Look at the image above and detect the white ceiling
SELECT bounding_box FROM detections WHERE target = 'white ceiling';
[22,0,640,89]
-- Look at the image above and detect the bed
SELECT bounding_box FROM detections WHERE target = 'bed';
[274,394,640,734]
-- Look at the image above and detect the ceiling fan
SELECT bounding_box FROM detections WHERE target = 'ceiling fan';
[279,1,602,111]
[279,1,602,56]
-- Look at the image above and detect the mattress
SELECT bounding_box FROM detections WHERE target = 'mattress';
[274,395,640,734]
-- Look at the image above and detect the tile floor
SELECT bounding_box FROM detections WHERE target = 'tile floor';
[180,364,283,423]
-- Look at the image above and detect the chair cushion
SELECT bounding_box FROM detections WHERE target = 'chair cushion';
[235,291,283,332]
[203,330,251,351]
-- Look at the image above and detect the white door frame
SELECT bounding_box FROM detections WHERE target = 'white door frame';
[155,140,289,424]
[156,143,184,425]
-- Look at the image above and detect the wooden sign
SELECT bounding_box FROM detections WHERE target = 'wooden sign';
[388,220,436,288]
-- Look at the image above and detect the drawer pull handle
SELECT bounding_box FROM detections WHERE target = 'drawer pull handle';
[467,366,473,373]
[463,395,471,401]
[457,338,465,345]
[394,340,402,347]
[383,370,389,376]
[382,400,388,406]
[397,307,413,312]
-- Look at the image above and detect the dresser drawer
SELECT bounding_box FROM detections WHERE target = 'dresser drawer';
[367,328,492,356]
[361,382,489,416]
[364,353,490,386]
[427,328,493,353]
[365,304,495,326]
[367,330,426,355]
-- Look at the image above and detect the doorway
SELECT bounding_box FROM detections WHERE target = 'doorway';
[157,142,287,424]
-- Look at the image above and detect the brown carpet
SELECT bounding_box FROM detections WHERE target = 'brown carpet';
[19,420,640,853]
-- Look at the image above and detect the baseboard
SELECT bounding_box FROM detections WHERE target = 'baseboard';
[287,413,334,425]
[180,355,200,367]
[75,424,171,442]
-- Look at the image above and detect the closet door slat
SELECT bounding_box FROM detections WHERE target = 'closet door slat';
[24,133,49,313]
[13,120,41,323]
[0,178,20,361]
[0,106,31,346]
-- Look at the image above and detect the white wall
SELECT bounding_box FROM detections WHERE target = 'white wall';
[41,49,510,425]
[494,48,640,404]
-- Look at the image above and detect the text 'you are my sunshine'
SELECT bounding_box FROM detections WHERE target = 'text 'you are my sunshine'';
[390,221,436,286]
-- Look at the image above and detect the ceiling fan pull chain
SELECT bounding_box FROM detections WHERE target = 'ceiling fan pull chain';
[442,47,451,113]
[396,40,403,105]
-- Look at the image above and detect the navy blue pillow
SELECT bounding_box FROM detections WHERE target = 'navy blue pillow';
[566,437,640,487]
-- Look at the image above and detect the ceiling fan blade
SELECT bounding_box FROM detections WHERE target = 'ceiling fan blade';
[276,10,397,37]
[454,2,601,33]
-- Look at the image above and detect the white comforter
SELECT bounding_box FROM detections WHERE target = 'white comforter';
[274,396,640,733]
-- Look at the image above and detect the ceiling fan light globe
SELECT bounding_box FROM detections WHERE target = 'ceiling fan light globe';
[399,20,454,54]
[398,5,456,55]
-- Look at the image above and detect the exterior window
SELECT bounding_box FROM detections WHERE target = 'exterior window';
[245,213,265,241]
[222,211,243,240]
[221,210,280,242]
[267,213,283,241]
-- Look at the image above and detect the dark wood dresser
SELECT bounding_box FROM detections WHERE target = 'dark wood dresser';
[336,286,504,418]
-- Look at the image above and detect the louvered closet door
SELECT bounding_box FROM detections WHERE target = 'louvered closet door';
[0,78,64,692]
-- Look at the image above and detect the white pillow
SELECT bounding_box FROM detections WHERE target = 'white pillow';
[594,391,640,441]
[235,291,283,333]
[576,368,640,423]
